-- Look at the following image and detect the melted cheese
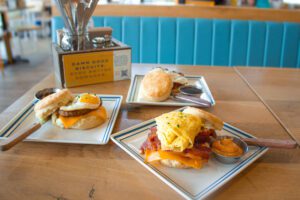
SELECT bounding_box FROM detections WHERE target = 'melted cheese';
[145,150,202,169]
[59,106,107,128]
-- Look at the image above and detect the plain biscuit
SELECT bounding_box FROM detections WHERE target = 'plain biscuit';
[160,159,190,169]
[140,71,173,102]
[183,107,224,130]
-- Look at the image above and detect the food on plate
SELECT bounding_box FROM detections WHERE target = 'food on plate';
[52,93,107,130]
[140,107,223,169]
[183,107,223,130]
[34,89,73,123]
[166,70,189,93]
[139,68,188,102]
[212,138,243,157]
[34,90,107,130]
[140,69,173,102]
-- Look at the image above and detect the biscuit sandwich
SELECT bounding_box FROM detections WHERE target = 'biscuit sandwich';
[52,93,107,130]
[140,107,223,169]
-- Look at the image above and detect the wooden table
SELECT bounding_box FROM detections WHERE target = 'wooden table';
[0,64,299,200]
[236,67,300,145]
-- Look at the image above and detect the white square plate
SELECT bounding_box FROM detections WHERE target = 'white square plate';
[111,108,268,200]
[0,95,122,144]
[126,75,215,107]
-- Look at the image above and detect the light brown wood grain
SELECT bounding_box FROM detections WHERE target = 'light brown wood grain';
[0,64,298,200]
[237,67,300,145]
[51,4,300,23]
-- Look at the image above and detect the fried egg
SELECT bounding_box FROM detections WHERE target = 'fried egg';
[60,93,100,111]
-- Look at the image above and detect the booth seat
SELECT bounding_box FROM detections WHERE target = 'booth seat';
[52,16,300,68]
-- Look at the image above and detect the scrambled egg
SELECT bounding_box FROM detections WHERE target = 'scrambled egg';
[155,111,203,152]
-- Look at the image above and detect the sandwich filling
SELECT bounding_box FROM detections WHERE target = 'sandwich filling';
[140,111,216,169]
[53,93,107,129]
[57,106,107,129]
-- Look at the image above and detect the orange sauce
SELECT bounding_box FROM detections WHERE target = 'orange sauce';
[212,138,243,157]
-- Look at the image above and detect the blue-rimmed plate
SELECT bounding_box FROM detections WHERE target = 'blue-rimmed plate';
[126,75,215,107]
[0,95,122,144]
[111,108,268,200]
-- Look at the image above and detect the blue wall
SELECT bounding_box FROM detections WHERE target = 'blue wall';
[52,16,300,68]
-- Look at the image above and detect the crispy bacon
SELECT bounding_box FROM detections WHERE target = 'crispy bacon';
[183,147,211,160]
[194,129,216,148]
[150,126,157,133]
[140,127,216,160]
[140,127,161,154]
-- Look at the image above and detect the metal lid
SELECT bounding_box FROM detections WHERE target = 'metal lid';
[92,37,105,44]
[92,37,106,48]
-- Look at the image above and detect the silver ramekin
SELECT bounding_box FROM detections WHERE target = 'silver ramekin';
[212,136,249,164]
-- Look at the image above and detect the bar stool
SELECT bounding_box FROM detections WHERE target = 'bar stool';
[0,38,4,75]
[0,56,3,74]
[0,31,13,64]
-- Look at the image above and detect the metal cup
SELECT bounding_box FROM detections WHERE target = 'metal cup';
[212,136,249,164]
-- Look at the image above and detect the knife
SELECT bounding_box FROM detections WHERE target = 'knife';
[172,93,212,107]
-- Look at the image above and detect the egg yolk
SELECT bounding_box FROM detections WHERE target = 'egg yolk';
[79,94,100,105]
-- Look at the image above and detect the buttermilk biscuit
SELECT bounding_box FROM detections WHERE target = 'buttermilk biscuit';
[160,159,190,169]
[183,107,224,130]
[34,89,73,123]
[140,70,173,102]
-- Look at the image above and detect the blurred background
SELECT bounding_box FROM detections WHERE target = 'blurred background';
[0,0,298,67]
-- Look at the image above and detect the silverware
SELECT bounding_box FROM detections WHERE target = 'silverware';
[54,0,99,51]
[179,85,203,96]
[241,137,297,149]
[172,93,211,107]
[212,136,297,164]
[0,88,61,151]
[172,84,212,107]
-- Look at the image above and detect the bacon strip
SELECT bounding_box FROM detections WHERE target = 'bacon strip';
[194,129,216,149]
[140,127,216,160]
[140,127,160,154]
[183,147,211,160]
